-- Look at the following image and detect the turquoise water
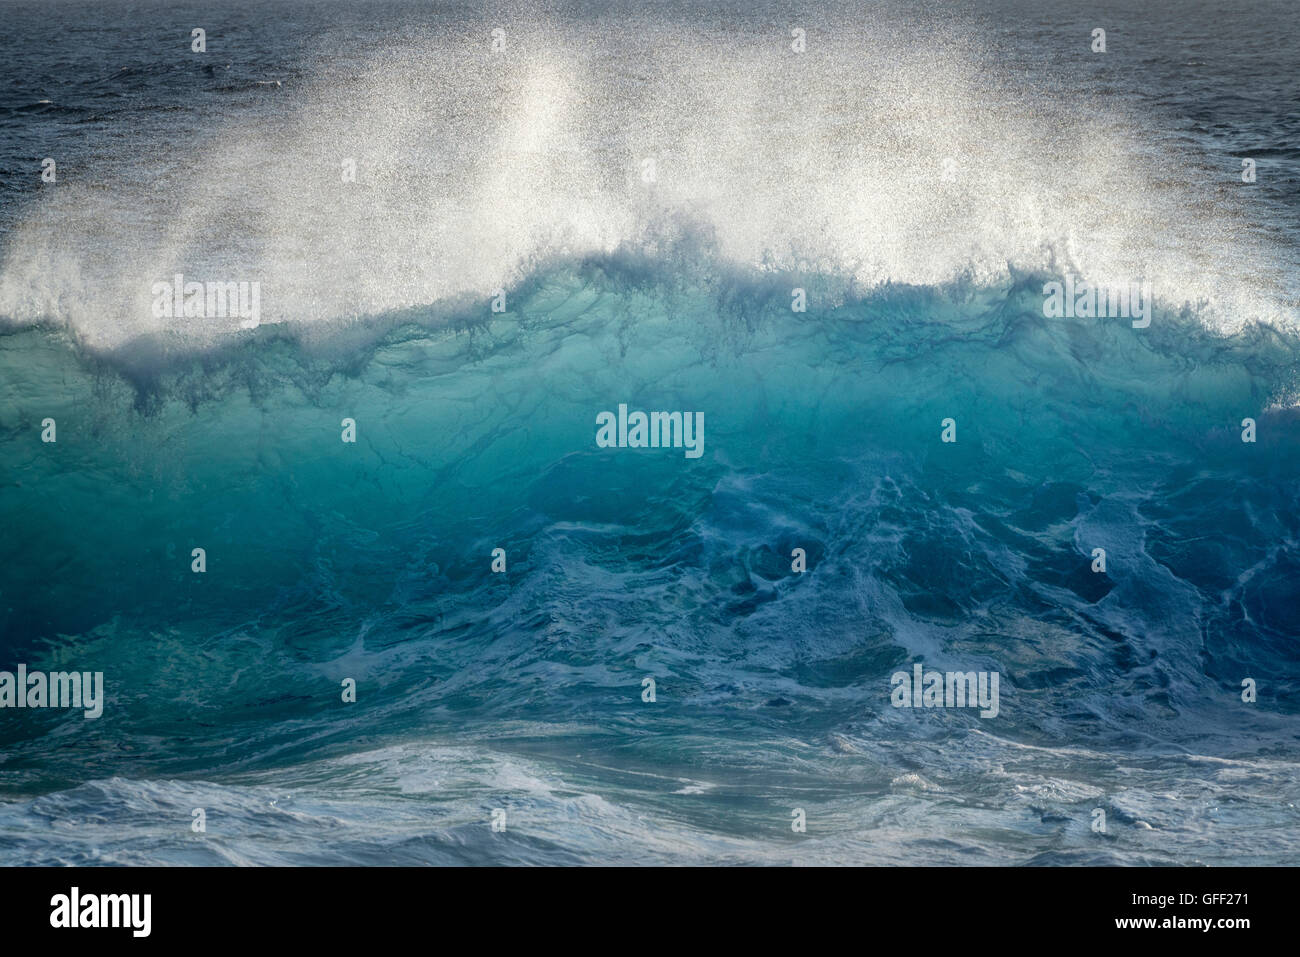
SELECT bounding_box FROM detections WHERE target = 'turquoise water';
[1,0,1298,864]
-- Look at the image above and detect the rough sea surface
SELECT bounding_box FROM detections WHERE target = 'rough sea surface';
[0,0,1298,864]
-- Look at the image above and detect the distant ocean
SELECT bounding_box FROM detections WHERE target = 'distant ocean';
[0,0,1297,865]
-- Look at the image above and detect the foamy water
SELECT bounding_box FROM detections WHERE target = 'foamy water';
[1,0,1297,867]
[1,3,1296,351]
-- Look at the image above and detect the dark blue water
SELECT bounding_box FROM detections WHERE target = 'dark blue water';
[0,0,1297,864]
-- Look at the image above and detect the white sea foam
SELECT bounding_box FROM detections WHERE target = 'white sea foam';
[0,14,1294,351]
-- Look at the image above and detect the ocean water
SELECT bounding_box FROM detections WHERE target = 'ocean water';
[0,0,1298,865]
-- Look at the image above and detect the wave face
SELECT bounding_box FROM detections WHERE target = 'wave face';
[2,0,1300,865]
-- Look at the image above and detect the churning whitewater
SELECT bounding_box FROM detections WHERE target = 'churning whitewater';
[0,0,1298,865]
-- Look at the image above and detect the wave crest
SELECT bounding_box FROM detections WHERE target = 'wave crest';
[1,14,1295,350]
